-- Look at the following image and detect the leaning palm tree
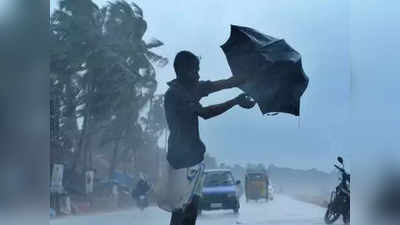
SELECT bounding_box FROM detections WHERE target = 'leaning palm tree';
[51,0,107,173]
[50,0,168,175]
[100,1,168,177]
[50,0,101,168]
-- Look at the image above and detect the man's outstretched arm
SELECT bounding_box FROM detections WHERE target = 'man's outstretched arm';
[197,94,255,120]
[209,76,247,92]
[197,99,237,120]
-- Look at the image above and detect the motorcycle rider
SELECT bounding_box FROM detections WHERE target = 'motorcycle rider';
[132,173,151,200]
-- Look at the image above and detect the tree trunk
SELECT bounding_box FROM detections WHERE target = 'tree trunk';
[50,98,61,164]
[89,141,93,170]
[72,76,93,173]
[64,78,79,154]
[72,111,88,172]
[83,132,92,172]
[109,139,121,178]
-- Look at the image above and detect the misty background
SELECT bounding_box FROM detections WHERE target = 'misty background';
[49,0,400,186]
[50,0,357,173]
[0,1,398,224]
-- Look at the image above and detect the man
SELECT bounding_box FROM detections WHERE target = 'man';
[164,50,255,225]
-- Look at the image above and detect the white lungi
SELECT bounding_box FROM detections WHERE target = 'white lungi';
[153,157,205,212]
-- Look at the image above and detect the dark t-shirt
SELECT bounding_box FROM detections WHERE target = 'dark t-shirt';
[164,79,214,169]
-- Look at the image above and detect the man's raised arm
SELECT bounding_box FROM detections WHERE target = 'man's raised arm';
[197,94,255,120]
[208,75,249,93]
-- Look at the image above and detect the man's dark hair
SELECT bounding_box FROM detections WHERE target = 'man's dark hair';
[173,50,200,79]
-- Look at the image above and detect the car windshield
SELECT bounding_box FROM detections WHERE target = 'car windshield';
[204,171,234,187]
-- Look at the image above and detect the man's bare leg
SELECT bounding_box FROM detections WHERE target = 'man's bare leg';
[182,195,200,225]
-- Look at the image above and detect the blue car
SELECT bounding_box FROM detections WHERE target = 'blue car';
[199,169,241,214]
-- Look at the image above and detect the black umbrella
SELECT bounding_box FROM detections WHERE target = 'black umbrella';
[221,25,309,116]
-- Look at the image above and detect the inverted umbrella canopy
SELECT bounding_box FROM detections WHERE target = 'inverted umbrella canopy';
[221,25,309,116]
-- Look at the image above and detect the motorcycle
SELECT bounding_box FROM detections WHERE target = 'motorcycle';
[136,193,149,210]
[324,156,350,225]
[132,178,151,210]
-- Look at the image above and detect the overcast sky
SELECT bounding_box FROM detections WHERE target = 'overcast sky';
[50,0,400,172]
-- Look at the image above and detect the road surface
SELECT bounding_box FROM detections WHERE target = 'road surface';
[51,195,341,225]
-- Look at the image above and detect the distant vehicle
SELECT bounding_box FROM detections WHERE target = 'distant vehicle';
[131,177,151,210]
[136,194,149,210]
[199,169,241,214]
[245,169,270,202]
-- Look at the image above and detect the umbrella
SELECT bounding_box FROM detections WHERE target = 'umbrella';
[221,25,309,116]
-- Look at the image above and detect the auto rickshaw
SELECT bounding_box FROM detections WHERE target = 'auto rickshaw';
[245,170,269,202]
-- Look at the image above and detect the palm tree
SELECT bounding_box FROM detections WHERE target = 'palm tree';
[50,0,168,177]
[50,0,105,172]
[101,1,168,177]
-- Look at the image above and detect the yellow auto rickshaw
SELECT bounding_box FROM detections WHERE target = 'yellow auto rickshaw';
[245,170,269,202]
